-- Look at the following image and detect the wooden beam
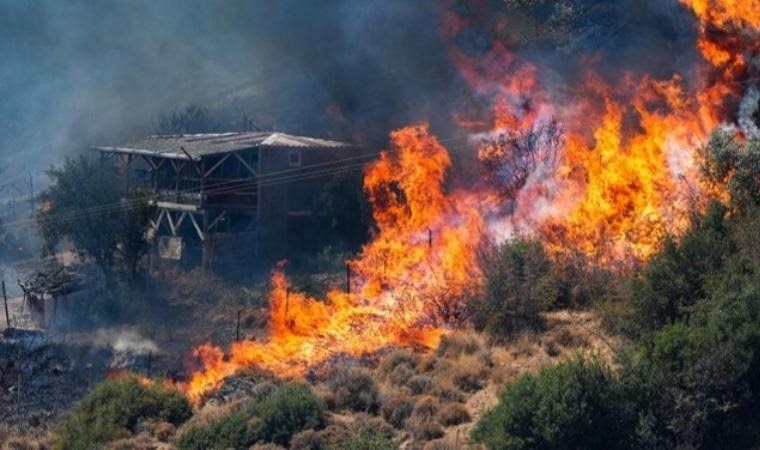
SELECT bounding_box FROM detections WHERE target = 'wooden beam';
[166,211,177,236]
[203,154,231,178]
[233,152,258,177]
[154,201,199,212]
[175,211,187,231]
[207,210,227,231]
[189,212,205,241]
[181,147,202,176]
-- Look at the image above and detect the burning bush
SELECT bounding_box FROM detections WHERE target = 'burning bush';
[54,375,192,449]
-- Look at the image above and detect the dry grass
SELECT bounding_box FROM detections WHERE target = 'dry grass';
[436,403,470,426]
[321,366,380,413]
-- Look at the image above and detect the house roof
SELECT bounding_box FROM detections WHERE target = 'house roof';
[93,132,353,161]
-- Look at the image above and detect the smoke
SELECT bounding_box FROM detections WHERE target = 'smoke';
[94,329,158,355]
[0,0,466,178]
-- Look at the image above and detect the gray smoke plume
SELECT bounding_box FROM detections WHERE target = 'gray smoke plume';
[0,0,465,179]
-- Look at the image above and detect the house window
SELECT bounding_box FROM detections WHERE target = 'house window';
[288,150,302,167]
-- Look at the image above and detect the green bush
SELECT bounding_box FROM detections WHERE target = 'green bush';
[625,259,760,449]
[176,408,253,450]
[632,202,730,334]
[178,383,325,450]
[472,356,631,450]
[251,383,326,446]
[55,375,192,449]
[474,239,560,339]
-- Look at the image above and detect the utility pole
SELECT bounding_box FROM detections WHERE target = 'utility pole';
[28,174,34,213]
[235,309,241,342]
[2,280,10,330]
[428,228,433,249]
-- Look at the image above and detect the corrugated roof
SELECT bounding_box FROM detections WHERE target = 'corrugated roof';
[93,132,352,160]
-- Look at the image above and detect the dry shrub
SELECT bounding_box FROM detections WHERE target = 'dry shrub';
[407,374,434,395]
[435,332,483,359]
[153,422,175,442]
[290,422,356,450]
[413,396,441,420]
[449,355,489,393]
[431,378,465,404]
[436,403,471,426]
[289,429,323,450]
[409,420,445,441]
[552,327,587,348]
[511,333,538,358]
[543,338,562,357]
[249,444,286,450]
[1,436,48,450]
[379,350,419,377]
[108,433,159,450]
[389,363,416,387]
[423,438,460,450]
[381,393,415,428]
[324,367,380,413]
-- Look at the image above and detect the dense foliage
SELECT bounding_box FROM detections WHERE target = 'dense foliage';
[54,376,192,450]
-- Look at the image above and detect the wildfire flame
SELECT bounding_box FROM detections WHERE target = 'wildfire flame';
[185,125,486,402]
[182,0,760,400]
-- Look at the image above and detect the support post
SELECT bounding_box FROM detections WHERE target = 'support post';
[428,228,432,249]
[2,280,10,329]
[235,309,241,342]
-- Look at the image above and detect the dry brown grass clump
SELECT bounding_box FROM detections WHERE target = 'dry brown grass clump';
[321,366,380,414]
[423,437,461,450]
[436,403,471,426]
[407,374,434,395]
[1,436,49,450]
[381,391,415,428]
[153,422,175,442]
[435,332,484,359]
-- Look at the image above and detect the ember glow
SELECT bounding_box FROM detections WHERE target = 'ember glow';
[184,1,760,400]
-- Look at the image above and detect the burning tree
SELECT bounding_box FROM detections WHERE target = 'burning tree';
[478,118,563,201]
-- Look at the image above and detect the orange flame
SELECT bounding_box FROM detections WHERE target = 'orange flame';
[181,2,760,400]
[184,125,486,402]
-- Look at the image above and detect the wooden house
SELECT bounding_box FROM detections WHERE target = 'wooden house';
[93,132,356,269]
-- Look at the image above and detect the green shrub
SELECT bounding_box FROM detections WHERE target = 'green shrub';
[474,240,559,339]
[624,263,760,449]
[632,202,730,334]
[176,408,254,450]
[250,383,326,446]
[472,356,631,450]
[55,375,192,450]
[178,383,325,449]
